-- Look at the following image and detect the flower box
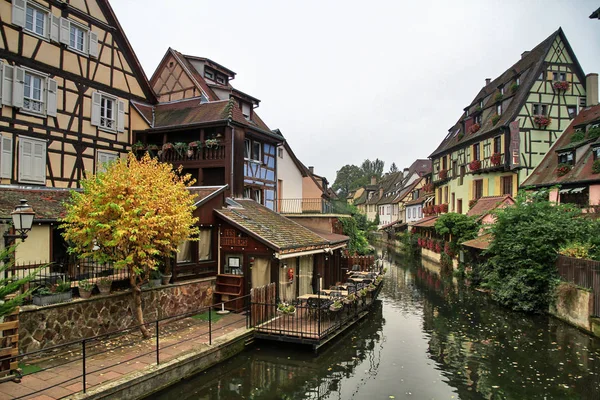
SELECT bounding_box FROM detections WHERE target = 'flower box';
[491,153,502,166]
[438,169,448,180]
[469,160,481,171]
[469,123,480,134]
[534,115,551,128]
[556,164,572,177]
[553,81,570,91]
[440,203,448,213]
[33,291,72,306]
[423,183,434,193]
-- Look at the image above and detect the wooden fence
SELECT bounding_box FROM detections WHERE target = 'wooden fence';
[250,283,276,326]
[556,255,600,316]
[0,307,19,379]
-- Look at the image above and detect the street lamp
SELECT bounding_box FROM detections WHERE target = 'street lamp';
[4,199,35,246]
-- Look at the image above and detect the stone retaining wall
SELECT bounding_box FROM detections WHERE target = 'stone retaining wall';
[549,282,594,333]
[19,278,215,354]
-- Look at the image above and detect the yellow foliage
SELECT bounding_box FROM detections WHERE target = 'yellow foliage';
[60,153,199,281]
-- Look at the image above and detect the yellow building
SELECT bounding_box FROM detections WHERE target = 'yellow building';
[429,29,588,214]
[0,0,155,264]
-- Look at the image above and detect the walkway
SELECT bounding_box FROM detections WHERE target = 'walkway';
[0,312,247,400]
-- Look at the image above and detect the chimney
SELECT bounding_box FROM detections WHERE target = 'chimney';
[308,166,314,174]
[379,187,384,198]
[485,78,491,86]
[370,176,377,185]
[403,168,409,175]
[521,51,530,59]
[586,73,599,107]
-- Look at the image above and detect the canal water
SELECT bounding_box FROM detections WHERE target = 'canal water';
[154,246,600,399]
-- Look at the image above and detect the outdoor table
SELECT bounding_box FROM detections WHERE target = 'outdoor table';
[319,289,348,296]
[297,293,332,300]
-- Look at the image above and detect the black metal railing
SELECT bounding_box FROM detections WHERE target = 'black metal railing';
[279,199,350,215]
[4,295,251,399]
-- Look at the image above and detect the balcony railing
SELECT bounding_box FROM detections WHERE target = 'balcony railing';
[433,153,506,182]
[279,199,350,215]
[140,146,226,163]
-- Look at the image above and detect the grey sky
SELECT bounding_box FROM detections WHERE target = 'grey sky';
[112,0,600,183]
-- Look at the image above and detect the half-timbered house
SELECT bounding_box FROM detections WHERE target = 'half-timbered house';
[428,28,592,214]
[0,0,156,264]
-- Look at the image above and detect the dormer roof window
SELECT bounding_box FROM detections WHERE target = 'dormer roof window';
[216,75,225,85]
[558,151,574,165]
[592,146,600,160]
[204,69,214,80]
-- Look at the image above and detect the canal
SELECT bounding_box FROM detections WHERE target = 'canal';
[154,246,600,399]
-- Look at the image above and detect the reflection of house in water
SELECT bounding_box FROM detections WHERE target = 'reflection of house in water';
[153,302,384,400]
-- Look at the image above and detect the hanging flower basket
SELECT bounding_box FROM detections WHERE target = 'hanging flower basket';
[491,153,502,166]
[556,164,572,177]
[534,115,551,128]
[440,203,448,213]
[423,183,434,193]
[469,160,481,171]
[553,81,570,91]
[439,169,448,180]
[469,123,480,134]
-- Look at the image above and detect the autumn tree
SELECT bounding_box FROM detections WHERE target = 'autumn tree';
[60,153,199,338]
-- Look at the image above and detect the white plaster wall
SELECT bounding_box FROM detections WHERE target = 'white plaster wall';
[407,205,423,223]
[277,146,304,212]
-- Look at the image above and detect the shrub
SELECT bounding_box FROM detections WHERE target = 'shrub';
[558,242,592,259]
[587,127,600,140]
[491,114,501,125]
[510,83,519,93]
[570,131,585,143]
[495,93,504,102]
[593,159,600,174]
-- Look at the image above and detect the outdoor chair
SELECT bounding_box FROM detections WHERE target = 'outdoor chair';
[352,264,361,272]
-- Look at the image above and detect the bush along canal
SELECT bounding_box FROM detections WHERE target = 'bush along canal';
[152,246,600,399]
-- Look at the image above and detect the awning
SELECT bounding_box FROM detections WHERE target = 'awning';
[276,248,329,260]
[559,188,571,194]
[571,187,586,193]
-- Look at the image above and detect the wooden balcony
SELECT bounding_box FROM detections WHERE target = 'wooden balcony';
[433,153,506,183]
[157,146,226,163]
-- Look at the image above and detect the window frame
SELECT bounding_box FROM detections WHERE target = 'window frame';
[493,136,502,154]
[558,151,575,165]
[496,103,502,116]
[96,151,118,173]
[472,143,480,161]
[68,20,88,54]
[251,140,262,163]
[204,68,214,80]
[533,103,548,116]
[24,2,48,39]
[244,138,251,160]
[22,70,45,114]
[99,94,116,131]
[501,175,513,196]
[473,179,484,200]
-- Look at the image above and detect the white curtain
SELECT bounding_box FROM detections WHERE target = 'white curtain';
[251,257,271,289]
[177,241,191,263]
[278,258,297,302]
[198,228,212,261]
[298,255,314,296]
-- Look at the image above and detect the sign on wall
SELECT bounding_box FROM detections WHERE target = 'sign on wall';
[509,120,521,169]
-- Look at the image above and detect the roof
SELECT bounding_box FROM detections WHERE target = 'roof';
[215,199,329,253]
[467,195,515,219]
[280,140,309,177]
[462,234,492,250]
[522,104,600,187]
[405,193,432,206]
[591,7,600,19]
[188,186,228,207]
[406,159,432,177]
[305,227,349,245]
[0,187,73,220]
[430,29,584,158]
[412,216,438,228]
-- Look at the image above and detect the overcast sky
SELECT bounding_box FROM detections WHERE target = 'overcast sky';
[112,0,600,183]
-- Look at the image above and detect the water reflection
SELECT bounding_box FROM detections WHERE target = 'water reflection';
[154,246,600,400]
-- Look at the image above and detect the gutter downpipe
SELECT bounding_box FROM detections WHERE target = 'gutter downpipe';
[230,123,235,197]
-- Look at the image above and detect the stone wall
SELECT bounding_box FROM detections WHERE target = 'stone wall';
[19,278,215,354]
[549,282,594,333]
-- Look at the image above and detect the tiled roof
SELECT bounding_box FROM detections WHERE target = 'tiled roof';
[430,29,571,158]
[0,187,74,220]
[467,195,515,219]
[153,98,231,128]
[130,100,153,125]
[215,199,329,253]
[188,186,227,207]
[462,233,492,250]
[407,159,432,177]
[305,227,350,245]
[522,104,600,187]
[413,216,438,228]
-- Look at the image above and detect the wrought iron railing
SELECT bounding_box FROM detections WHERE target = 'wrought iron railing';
[279,199,350,214]
[139,146,226,163]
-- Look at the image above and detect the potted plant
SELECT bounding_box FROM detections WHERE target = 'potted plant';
[511,83,519,93]
[78,279,94,299]
[439,169,448,180]
[205,138,219,149]
[556,163,572,177]
[277,302,296,315]
[329,300,343,312]
[491,114,501,126]
[149,269,162,287]
[33,280,72,306]
[98,277,112,295]
[161,258,172,285]
[147,144,159,152]
[491,152,502,166]
[469,160,481,171]
[494,93,503,102]
[469,123,480,134]
[366,283,377,292]
[132,141,146,152]
[174,142,189,157]
[343,294,356,305]
[359,288,368,298]
[534,115,551,128]
[162,142,174,152]
[475,105,482,113]
[457,132,465,141]
[553,81,570,91]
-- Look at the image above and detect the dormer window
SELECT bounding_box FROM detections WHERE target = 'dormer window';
[558,151,574,165]
[479,100,484,109]
[593,146,600,160]
[465,109,469,117]
[204,69,214,80]
[475,114,482,125]
[516,77,520,86]
[241,102,252,120]
[553,72,566,82]
[533,104,548,116]
[216,75,225,85]
[500,86,505,95]
[496,103,502,116]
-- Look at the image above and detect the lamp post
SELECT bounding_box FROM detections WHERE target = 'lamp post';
[3,199,35,279]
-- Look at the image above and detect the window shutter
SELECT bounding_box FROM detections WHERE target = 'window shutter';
[32,140,46,183]
[116,99,125,132]
[50,15,60,43]
[46,78,57,117]
[12,0,26,28]
[91,91,101,126]
[12,67,24,108]
[0,135,13,179]
[2,64,14,106]
[88,31,98,58]
[0,62,3,104]
[59,18,70,45]
[19,138,32,182]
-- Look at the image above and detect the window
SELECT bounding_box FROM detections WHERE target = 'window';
[465,109,469,117]
[479,100,484,108]
[533,104,548,116]
[23,71,44,113]
[493,136,502,154]
[459,165,465,186]
[204,69,214,80]
[475,114,482,125]
[252,141,262,162]
[91,92,124,132]
[18,136,46,184]
[442,156,447,170]
[69,23,86,53]
[538,72,544,80]
[516,76,520,86]
[553,72,566,82]
[444,186,448,203]
[278,148,283,158]
[244,138,251,159]
[97,151,118,173]
[473,143,480,161]
[452,160,457,178]
[473,179,483,200]
[580,97,587,108]
[25,2,46,37]
[568,106,577,119]
[501,175,513,196]
[593,147,600,160]
[457,199,463,214]
[252,189,262,204]
[500,86,505,95]
[558,151,574,165]
[216,75,225,85]
[496,103,502,116]
[241,102,251,120]
[451,193,455,212]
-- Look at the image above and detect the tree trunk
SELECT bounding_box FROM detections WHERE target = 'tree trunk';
[130,273,150,339]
